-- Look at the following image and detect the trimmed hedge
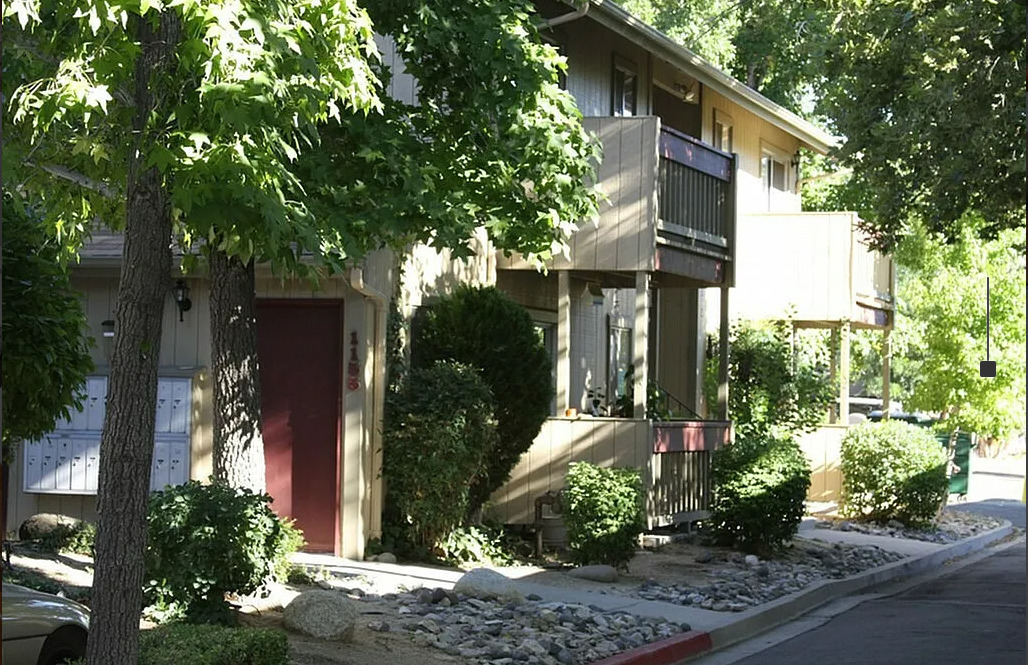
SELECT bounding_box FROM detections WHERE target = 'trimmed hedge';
[383,361,499,553]
[710,437,811,555]
[139,623,288,665]
[563,462,644,568]
[840,420,949,527]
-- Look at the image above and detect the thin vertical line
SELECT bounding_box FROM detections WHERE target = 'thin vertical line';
[986,277,991,361]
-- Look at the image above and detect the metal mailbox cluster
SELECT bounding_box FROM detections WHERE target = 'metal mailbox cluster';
[23,376,192,495]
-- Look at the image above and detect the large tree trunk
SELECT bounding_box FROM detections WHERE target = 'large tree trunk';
[85,12,179,665]
[210,247,266,492]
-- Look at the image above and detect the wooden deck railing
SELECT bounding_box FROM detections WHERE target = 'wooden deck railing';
[657,126,735,256]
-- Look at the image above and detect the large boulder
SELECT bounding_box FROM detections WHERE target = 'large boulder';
[452,568,524,604]
[19,513,81,541]
[568,564,619,583]
[282,590,358,641]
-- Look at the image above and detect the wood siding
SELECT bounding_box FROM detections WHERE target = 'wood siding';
[486,418,652,526]
[733,211,894,326]
[799,425,847,502]
[497,116,660,274]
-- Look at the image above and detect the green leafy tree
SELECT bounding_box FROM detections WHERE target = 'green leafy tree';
[4,1,601,659]
[892,223,1026,448]
[3,0,380,660]
[817,0,1027,250]
[705,319,835,441]
[1,196,95,461]
[1,195,95,538]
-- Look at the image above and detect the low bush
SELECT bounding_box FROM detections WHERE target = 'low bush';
[840,420,949,527]
[383,361,499,553]
[34,521,96,556]
[709,437,811,555]
[563,462,644,568]
[138,623,288,665]
[144,480,305,625]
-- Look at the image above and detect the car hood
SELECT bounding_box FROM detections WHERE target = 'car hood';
[2,582,90,640]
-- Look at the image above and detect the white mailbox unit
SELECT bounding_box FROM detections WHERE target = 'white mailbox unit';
[24,376,192,494]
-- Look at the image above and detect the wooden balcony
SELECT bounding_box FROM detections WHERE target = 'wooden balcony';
[497,116,736,288]
[733,212,894,327]
[485,416,730,530]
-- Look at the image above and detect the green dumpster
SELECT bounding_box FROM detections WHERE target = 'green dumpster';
[936,431,975,496]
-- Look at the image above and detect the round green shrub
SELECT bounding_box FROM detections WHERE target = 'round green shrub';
[563,462,644,568]
[840,420,949,527]
[144,481,305,624]
[415,285,552,514]
[709,437,811,555]
[383,361,499,552]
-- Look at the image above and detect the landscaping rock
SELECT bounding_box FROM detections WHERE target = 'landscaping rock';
[283,590,358,641]
[453,568,524,604]
[568,565,618,583]
[376,552,397,564]
[19,513,81,541]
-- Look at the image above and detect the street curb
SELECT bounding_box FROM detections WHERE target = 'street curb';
[588,520,1013,665]
[705,519,1014,652]
[591,631,714,665]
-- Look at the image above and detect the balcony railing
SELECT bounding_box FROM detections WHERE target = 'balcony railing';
[657,126,735,259]
[495,117,736,287]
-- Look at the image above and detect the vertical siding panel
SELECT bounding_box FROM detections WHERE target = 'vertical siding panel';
[593,120,621,271]
[615,118,643,271]
[639,119,658,272]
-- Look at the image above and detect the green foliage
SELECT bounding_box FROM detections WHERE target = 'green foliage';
[138,623,288,665]
[382,361,499,552]
[34,521,97,557]
[840,421,949,527]
[892,225,1026,442]
[1,194,94,464]
[818,0,1026,249]
[705,320,834,440]
[415,286,553,514]
[611,365,676,420]
[144,481,305,625]
[709,437,811,555]
[563,462,644,568]
[436,524,527,568]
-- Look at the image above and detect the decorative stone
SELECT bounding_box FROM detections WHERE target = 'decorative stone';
[453,568,524,604]
[18,513,82,541]
[283,590,358,641]
[377,552,397,564]
[568,565,619,583]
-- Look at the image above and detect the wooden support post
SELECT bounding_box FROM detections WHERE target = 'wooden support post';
[557,271,571,415]
[717,287,730,421]
[840,321,851,424]
[634,272,650,419]
[829,327,840,423]
[881,327,891,415]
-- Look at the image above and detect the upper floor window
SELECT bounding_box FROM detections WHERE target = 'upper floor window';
[761,148,791,211]
[612,57,638,117]
[713,110,733,153]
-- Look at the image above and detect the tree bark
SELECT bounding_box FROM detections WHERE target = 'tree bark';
[210,247,266,492]
[85,11,179,665]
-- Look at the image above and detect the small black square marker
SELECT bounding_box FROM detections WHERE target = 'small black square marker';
[980,361,996,378]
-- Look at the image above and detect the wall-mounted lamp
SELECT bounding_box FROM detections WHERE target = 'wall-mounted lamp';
[588,282,605,307]
[101,319,115,362]
[173,280,192,322]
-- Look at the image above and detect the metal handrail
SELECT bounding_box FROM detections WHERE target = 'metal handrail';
[653,382,704,420]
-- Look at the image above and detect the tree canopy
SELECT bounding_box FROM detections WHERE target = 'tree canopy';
[1,194,95,463]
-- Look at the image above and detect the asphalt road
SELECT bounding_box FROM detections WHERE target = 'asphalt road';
[705,500,1026,665]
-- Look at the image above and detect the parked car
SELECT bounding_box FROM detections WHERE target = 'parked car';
[2,582,89,665]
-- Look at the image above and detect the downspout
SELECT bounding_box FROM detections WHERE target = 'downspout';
[349,266,389,545]
[535,0,590,30]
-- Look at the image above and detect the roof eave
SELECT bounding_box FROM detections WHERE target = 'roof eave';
[588,1,839,154]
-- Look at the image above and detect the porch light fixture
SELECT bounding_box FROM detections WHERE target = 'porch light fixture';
[101,319,115,363]
[173,280,192,322]
[588,282,605,307]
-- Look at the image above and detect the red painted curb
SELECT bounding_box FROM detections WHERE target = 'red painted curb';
[590,630,714,665]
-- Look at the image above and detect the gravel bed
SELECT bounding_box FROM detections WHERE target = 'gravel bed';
[335,586,689,665]
[622,541,904,612]
[812,508,1004,544]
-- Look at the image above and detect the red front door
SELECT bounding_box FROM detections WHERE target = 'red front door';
[256,301,342,554]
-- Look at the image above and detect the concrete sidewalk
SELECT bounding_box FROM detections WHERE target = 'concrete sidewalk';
[294,519,1014,665]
